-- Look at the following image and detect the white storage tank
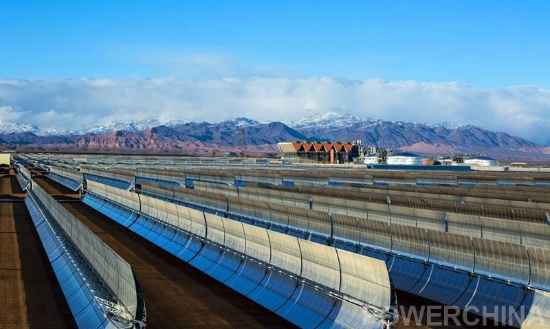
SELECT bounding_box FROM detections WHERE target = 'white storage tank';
[463,155,498,166]
[386,152,423,165]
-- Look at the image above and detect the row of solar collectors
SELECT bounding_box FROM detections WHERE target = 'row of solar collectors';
[45,166,81,189]
[51,163,550,262]
[188,182,550,250]
[46,167,550,252]
[48,166,84,189]
[83,180,395,329]
[50,163,550,209]
[97,164,550,203]
[143,181,550,284]
[25,196,111,328]
[22,150,548,178]
[48,172,83,191]
[314,179,550,203]
[214,182,550,223]
[16,169,29,190]
[134,181,550,328]
[35,164,550,326]
[163,166,550,187]
[273,183,550,212]
[46,165,134,191]
[45,167,550,251]
[141,167,550,187]
[51,165,182,190]
[84,173,134,191]
[30,152,548,176]
[49,167,550,224]
[16,163,32,182]
[16,171,145,328]
[50,165,280,191]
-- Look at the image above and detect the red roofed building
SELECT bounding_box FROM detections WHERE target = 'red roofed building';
[277,141,360,164]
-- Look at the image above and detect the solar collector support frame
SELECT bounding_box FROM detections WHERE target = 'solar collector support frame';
[136,180,550,328]
[190,181,550,250]
[48,165,84,191]
[83,180,396,329]
[24,180,145,328]
[51,164,550,326]
[26,199,106,328]
[16,164,32,190]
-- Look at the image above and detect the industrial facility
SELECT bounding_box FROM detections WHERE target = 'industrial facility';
[463,155,499,166]
[276,141,501,170]
[358,146,500,170]
[3,152,550,328]
[277,141,360,164]
[361,148,426,166]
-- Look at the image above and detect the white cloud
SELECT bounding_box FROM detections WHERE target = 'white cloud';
[0,78,549,145]
[0,105,28,121]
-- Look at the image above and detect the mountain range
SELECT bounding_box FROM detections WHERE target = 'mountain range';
[1,112,549,161]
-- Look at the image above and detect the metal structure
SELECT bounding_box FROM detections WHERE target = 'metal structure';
[137,181,550,327]
[80,166,135,191]
[48,165,84,191]
[34,159,550,328]
[17,169,146,328]
[83,180,397,328]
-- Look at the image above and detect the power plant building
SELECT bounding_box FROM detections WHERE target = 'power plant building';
[277,141,359,164]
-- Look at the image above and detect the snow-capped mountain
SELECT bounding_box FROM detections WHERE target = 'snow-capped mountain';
[0,112,547,160]
[286,111,369,131]
[76,117,188,135]
[0,121,68,136]
[0,116,264,136]
[0,117,190,136]
[0,120,38,134]
[435,121,464,129]
[79,117,261,136]
[217,117,262,127]
[1,112,460,136]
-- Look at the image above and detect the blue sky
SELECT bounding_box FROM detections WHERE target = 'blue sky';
[2,0,548,86]
[1,1,550,146]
